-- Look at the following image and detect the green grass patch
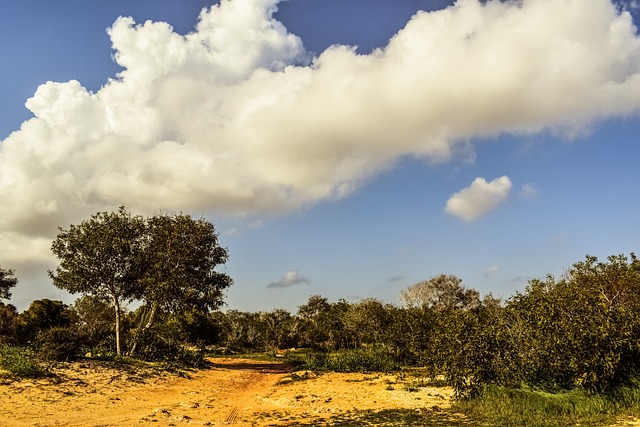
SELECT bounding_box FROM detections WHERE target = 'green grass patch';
[455,380,640,427]
[0,345,44,378]
[293,347,400,373]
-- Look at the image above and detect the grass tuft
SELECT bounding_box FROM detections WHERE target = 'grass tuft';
[294,347,399,373]
[455,380,640,427]
[0,345,44,378]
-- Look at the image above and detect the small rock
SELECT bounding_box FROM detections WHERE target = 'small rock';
[179,401,200,408]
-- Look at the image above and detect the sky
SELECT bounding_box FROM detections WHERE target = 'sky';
[1,0,640,313]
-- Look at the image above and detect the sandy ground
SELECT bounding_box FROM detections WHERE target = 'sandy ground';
[0,357,461,426]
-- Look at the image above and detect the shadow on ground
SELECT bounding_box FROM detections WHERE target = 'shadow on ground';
[209,361,294,374]
[258,408,474,426]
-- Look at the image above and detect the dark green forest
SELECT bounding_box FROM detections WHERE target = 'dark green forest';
[2,208,640,425]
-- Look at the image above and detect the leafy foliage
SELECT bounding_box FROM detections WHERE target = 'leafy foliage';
[49,207,146,355]
[0,266,17,301]
[130,213,232,355]
[0,345,43,378]
[0,302,18,344]
[37,326,83,362]
[49,207,232,357]
[448,254,640,396]
[296,347,400,373]
[399,274,480,310]
[14,299,77,346]
[73,295,115,351]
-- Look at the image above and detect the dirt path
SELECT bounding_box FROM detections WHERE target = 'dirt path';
[0,358,457,426]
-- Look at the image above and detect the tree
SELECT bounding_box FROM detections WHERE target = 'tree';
[49,207,146,355]
[446,253,640,396]
[73,295,115,351]
[129,213,232,355]
[0,266,18,301]
[344,298,392,347]
[399,274,480,310]
[0,302,18,343]
[14,299,77,345]
[296,295,334,349]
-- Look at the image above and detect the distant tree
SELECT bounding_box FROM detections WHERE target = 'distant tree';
[0,302,18,343]
[0,266,18,301]
[296,296,351,350]
[344,298,392,347]
[73,295,115,351]
[447,253,640,396]
[167,308,221,348]
[14,299,77,346]
[49,207,146,355]
[258,309,297,350]
[296,295,334,349]
[129,213,232,355]
[217,309,263,351]
[399,274,480,310]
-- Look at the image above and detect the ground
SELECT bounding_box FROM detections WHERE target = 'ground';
[0,357,464,426]
[3,357,640,426]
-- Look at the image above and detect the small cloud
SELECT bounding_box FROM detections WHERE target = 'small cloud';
[551,233,568,244]
[509,275,535,285]
[387,274,409,283]
[484,265,501,277]
[267,270,310,289]
[519,183,540,199]
[445,176,512,221]
[223,219,263,237]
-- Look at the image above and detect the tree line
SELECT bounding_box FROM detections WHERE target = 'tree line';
[1,208,640,398]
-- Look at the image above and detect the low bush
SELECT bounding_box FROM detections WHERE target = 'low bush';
[0,345,44,378]
[132,328,206,368]
[297,347,399,373]
[37,326,83,362]
[456,380,640,427]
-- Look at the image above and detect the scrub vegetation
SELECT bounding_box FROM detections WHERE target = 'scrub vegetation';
[1,208,640,425]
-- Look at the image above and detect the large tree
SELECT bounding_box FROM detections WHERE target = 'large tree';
[50,208,232,357]
[399,274,480,310]
[0,265,18,301]
[130,213,232,354]
[49,207,146,355]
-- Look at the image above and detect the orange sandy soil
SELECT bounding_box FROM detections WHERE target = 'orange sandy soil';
[3,358,639,427]
[0,357,464,426]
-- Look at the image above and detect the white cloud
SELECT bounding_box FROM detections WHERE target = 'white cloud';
[267,270,310,288]
[2,0,640,279]
[484,265,501,277]
[445,176,512,221]
[519,183,540,199]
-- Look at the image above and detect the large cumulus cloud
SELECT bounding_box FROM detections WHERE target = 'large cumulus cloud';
[1,0,640,269]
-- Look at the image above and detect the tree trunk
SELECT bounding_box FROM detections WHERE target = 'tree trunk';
[129,302,158,356]
[113,295,122,356]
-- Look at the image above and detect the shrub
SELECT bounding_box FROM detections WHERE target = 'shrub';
[297,347,399,373]
[36,326,83,362]
[448,254,640,397]
[0,345,43,378]
[132,326,206,368]
[456,381,640,427]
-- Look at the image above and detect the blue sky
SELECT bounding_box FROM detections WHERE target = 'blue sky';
[1,0,639,312]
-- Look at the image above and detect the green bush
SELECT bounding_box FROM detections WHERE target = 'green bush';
[456,380,640,427]
[36,326,83,362]
[0,345,43,378]
[449,254,640,397]
[298,347,399,373]
[132,327,205,368]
